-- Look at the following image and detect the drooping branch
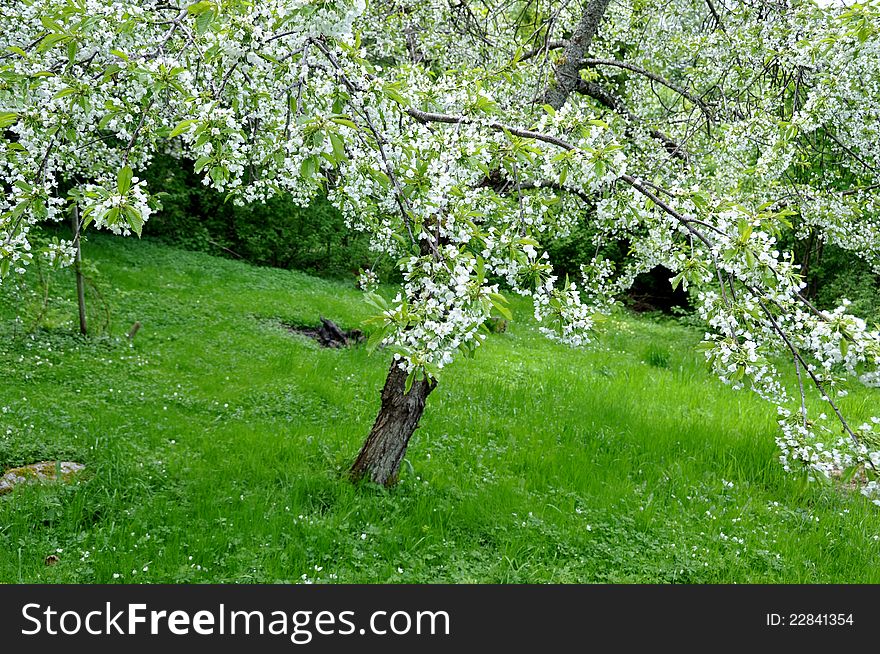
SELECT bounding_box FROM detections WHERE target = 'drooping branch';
[405,107,577,151]
[405,106,714,235]
[409,106,836,326]
[576,80,688,160]
[752,293,866,453]
[842,183,880,196]
[407,99,874,456]
[579,58,713,121]
[478,169,594,204]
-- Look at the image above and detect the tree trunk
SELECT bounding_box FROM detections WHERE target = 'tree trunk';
[70,204,87,336]
[350,361,437,486]
[543,0,612,110]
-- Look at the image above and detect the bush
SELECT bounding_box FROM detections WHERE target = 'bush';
[142,155,397,281]
[544,221,628,283]
[544,222,690,314]
[807,245,880,321]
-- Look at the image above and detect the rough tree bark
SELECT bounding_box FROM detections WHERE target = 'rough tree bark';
[70,204,87,336]
[350,361,437,486]
[542,0,613,110]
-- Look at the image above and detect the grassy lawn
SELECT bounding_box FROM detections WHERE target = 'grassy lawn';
[1,234,879,583]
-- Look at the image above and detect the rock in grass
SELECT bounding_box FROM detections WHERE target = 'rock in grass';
[284,317,365,348]
[0,461,85,495]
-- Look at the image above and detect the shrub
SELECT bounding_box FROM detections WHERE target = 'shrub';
[142,155,397,281]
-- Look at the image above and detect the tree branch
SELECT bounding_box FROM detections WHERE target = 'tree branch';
[478,169,593,204]
[704,0,725,31]
[576,80,688,160]
[579,58,712,121]
[519,40,568,62]
[311,38,419,248]
[405,107,576,151]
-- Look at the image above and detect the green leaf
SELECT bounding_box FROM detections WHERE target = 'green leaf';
[404,369,416,395]
[493,302,512,321]
[329,116,357,129]
[364,292,389,311]
[365,327,387,353]
[123,205,144,237]
[330,132,346,162]
[100,64,122,82]
[209,165,227,184]
[194,156,211,173]
[36,33,69,53]
[40,17,62,31]
[195,9,215,34]
[188,1,214,15]
[383,86,407,105]
[369,169,390,188]
[52,86,77,100]
[300,156,317,179]
[169,119,195,138]
[0,112,18,129]
[670,271,685,292]
[117,165,133,195]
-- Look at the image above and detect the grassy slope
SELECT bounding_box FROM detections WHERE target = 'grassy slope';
[1,235,879,583]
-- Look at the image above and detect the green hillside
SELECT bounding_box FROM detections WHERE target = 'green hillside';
[1,236,879,583]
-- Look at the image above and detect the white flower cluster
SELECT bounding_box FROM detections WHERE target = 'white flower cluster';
[533,277,597,348]
[81,178,154,236]
[356,268,379,293]
[43,240,77,267]
[377,250,495,372]
[777,408,880,505]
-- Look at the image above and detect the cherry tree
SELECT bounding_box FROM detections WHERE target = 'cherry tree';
[2,0,880,491]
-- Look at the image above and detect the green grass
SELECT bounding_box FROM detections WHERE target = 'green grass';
[1,234,880,583]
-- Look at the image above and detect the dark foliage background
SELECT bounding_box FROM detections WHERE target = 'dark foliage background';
[140,155,878,319]
[142,155,397,281]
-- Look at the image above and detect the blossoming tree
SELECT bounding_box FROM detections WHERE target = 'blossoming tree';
[2,0,880,489]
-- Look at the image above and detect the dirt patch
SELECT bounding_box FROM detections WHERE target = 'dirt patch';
[0,461,86,495]
[284,317,365,348]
